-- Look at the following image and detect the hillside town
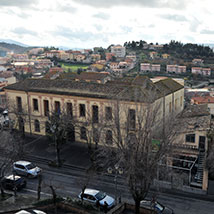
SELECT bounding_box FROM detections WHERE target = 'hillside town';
[1,41,214,214]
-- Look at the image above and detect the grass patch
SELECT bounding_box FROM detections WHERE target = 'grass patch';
[60,63,89,72]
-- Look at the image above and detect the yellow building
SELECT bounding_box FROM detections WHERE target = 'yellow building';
[4,76,184,144]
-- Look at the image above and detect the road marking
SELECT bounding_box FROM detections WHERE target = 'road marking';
[25,188,52,197]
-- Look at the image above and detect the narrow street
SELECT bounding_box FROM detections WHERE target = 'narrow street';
[17,162,214,214]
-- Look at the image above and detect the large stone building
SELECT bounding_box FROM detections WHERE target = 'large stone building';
[4,76,184,143]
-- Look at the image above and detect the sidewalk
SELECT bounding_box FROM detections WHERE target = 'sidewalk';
[23,134,214,202]
[23,134,91,169]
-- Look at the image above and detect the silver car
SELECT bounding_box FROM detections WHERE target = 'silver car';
[15,210,46,214]
[13,161,42,178]
[78,188,115,209]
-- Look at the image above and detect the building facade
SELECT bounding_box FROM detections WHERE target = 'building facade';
[5,77,184,143]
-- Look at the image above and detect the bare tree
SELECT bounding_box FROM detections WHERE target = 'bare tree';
[0,129,24,197]
[45,106,76,167]
[77,167,96,204]
[37,174,43,200]
[94,87,176,214]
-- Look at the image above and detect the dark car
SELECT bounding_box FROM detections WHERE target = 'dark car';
[141,200,174,214]
[1,175,27,191]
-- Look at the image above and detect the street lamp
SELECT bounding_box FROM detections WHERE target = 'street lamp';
[107,164,123,204]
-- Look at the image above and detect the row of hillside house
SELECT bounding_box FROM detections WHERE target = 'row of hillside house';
[4,75,212,192]
[12,58,53,69]
[140,63,161,72]
[11,54,29,60]
[45,50,100,63]
[34,59,53,69]
[109,61,134,76]
[142,43,163,50]
[149,52,170,59]
[0,57,11,65]
[110,45,126,58]
[185,88,210,103]
[167,65,186,73]
[191,67,211,76]
[192,58,204,66]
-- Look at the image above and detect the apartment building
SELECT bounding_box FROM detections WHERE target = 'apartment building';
[140,63,150,72]
[192,67,211,76]
[111,45,126,58]
[167,65,186,73]
[140,63,161,72]
[192,58,204,65]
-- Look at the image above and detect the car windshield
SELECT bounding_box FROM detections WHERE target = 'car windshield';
[95,191,106,200]
[155,202,164,211]
[26,163,36,170]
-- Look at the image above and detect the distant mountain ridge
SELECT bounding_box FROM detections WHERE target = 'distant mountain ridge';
[0,41,33,54]
[0,39,29,47]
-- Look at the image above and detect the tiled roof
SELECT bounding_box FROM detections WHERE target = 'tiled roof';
[154,78,183,96]
[76,72,109,81]
[4,76,183,103]
[178,104,210,118]
[191,96,214,104]
[176,105,210,132]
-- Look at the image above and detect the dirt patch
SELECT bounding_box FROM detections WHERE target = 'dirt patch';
[0,194,37,213]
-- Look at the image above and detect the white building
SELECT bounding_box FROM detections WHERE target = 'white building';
[111,45,126,58]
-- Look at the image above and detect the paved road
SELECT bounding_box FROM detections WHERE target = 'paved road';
[19,163,214,214]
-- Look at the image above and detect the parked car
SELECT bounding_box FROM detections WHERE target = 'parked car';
[1,175,26,191]
[78,188,115,209]
[15,210,46,214]
[13,161,42,178]
[140,200,174,214]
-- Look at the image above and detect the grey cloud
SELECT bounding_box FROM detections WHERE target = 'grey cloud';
[189,18,201,32]
[0,0,38,7]
[159,14,187,22]
[57,4,77,13]
[12,27,38,37]
[93,12,110,20]
[6,9,31,19]
[200,29,214,35]
[72,0,188,9]
[148,24,155,28]
[53,27,108,42]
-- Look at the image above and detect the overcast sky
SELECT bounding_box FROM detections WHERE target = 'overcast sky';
[0,0,213,48]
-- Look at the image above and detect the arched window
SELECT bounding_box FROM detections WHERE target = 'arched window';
[18,117,24,132]
[93,128,99,144]
[34,120,40,132]
[45,121,51,134]
[106,130,112,144]
[80,126,87,140]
